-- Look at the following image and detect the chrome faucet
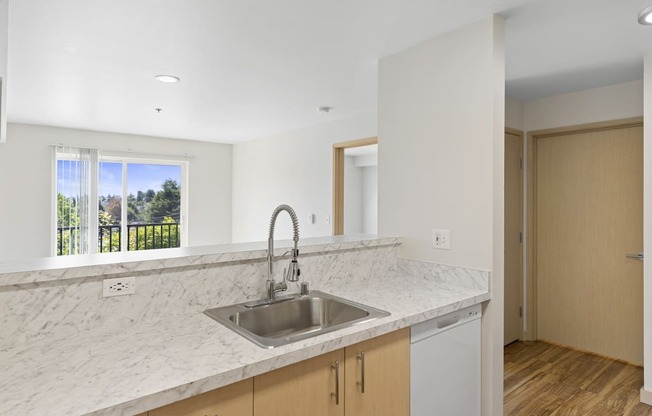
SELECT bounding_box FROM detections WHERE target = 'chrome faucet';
[266,204,301,302]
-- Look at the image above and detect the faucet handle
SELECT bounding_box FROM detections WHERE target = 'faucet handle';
[286,259,300,282]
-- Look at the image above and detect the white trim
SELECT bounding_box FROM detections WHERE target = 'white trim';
[51,145,193,161]
[641,387,652,406]
[89,150,99,254]
[180,160,189,247]
[50,147,58,256]
[100,150,192,162]
[120,160,128,251]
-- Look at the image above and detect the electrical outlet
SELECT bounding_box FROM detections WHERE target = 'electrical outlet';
[432,229,451,250]
[102,277,136,297]
[325,214,331,225]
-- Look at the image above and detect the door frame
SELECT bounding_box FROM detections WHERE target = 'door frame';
[332,136,378,235]
[525,116,644,341]
[505,127,524,343]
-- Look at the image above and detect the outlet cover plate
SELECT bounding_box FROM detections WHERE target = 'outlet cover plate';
[432,229,451,250]
[103,277,136,297]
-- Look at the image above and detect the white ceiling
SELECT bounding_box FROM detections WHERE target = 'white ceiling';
[504,0,652,100]
[6,0,652,143]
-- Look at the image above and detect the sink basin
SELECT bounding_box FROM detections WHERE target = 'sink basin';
[204,290,390,348]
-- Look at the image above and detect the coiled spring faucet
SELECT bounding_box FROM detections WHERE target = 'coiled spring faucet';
[266,204,300,301]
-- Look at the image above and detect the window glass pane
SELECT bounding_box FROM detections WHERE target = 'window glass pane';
[126,163,181,251]
[98,162,123,253]
[56,159,81,256]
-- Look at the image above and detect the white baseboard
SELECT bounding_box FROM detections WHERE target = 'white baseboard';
[640,387,652,405]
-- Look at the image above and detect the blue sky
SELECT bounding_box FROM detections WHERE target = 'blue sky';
[57,161,181,197]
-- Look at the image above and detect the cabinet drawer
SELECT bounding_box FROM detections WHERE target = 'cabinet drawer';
[148,378,253,416]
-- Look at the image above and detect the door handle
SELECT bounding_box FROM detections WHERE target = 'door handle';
[626,253,644,261]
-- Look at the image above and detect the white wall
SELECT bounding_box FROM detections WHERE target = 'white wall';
[524,80,643,131]
[642,56,652,404]
[506,97,524,131]
[231,112,377,242]
[0,0,7,143]
[344,155,363,234]
[0,123,232,261]
[362,166,378,234]
[378,15,504,416]
[379,17,502,270]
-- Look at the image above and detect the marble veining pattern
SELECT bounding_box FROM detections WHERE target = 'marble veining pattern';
[0,235,400,286]
[1,274,489,416]
[396,258,490,291]
[0,245,399,348]
[0,238,493,416]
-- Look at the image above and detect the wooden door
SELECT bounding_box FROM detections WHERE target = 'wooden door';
[254,349,344,416]
[149,378,253,416]
[344,328,409,416]
[536,124,643,364]
[505,131,523,345]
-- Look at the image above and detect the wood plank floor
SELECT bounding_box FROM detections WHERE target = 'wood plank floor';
[505,341,652,416]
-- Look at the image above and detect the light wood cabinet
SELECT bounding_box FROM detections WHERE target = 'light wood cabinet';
[140,329,410,416]
[148,378,253,416]
[253,329,409,416]
[253,349,344,416]
[344,328,410,416]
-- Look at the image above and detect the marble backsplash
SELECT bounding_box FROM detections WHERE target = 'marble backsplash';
[0,244,400,349]
[396,258,490,291]
[0,237,491,352]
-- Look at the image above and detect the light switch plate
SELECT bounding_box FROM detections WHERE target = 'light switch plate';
[432,229,451,250]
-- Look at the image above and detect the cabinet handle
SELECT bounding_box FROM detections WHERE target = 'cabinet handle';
[357,351,365,393]
[331,360,340,405]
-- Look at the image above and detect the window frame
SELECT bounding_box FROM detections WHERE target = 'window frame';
[52,150,189,256]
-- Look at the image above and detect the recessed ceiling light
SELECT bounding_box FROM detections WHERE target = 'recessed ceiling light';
[155,75,180,83]
[318,106,333,113]
[638,5,652,24]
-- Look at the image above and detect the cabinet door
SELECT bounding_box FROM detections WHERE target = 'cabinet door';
[345,328,410,416]
[254,349,344,416]
[148,378,253,416]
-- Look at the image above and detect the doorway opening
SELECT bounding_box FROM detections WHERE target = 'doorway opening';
[504,128,524,346]
[332,137,378,235]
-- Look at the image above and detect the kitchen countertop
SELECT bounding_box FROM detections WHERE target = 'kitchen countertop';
[1,273,490,416]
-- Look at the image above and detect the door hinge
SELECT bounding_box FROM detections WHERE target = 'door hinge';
[519,158,523,169]
[519,306,523,318]
[519,232,523,243]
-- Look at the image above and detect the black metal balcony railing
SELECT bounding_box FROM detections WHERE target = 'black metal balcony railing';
[57,223,181,256]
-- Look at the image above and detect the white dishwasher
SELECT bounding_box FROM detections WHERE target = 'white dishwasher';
[410,304,482,416]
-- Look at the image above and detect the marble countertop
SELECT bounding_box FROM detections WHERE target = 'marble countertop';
[0,273,490,416]
[0,234,398,286]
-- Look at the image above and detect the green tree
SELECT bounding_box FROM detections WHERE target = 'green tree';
[146,179,181,223]
[57,193,82,255]
[57,193,79,227]
[104,195,122,224]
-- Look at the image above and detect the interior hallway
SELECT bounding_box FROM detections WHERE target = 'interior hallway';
[505,341,652,415]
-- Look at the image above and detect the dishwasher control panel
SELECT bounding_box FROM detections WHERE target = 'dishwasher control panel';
[411,303,482,343]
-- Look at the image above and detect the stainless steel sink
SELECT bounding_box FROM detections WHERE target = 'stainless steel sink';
[204,290,390,348]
